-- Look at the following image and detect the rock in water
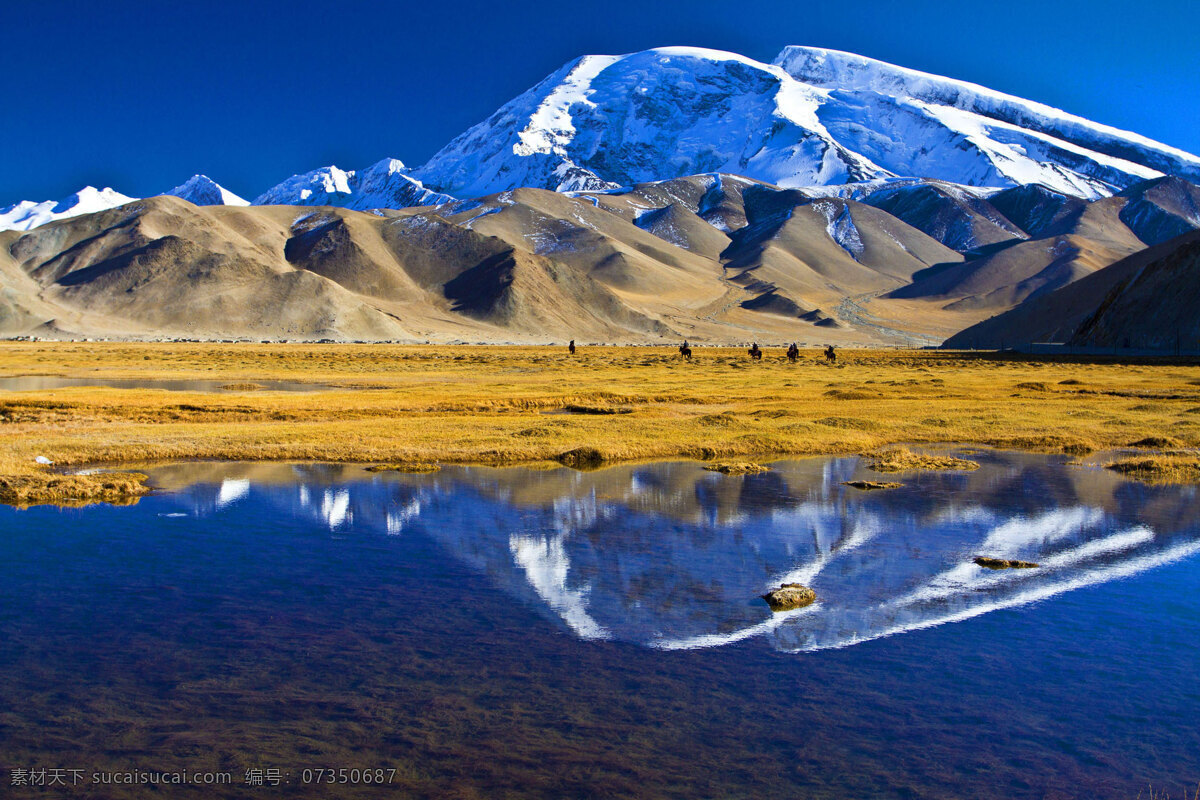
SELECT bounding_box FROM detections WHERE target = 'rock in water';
[974,556,1040,569]
[761,583,817,611]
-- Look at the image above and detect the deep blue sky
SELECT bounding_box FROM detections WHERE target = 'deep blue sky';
[3,0,1198,205]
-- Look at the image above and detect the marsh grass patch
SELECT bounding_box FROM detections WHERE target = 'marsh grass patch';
[365,462,440,474]
[996,434,1096,456]
[864,447,980,473]
[706,462,770,475]
[0,472,150,507]
[1105,455,1200,484]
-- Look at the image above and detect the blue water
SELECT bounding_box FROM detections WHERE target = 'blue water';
[1,452,1197,798]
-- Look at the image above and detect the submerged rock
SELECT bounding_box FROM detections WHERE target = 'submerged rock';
[842,480,903,490]
[761,583,817,611]
[974,556,1040,570]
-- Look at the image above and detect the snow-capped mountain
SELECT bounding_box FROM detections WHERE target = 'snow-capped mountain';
[0,186,135,232]
[165,174,249,206]
[253,158,454,210]
[414,46,1200,200]
[5,45,1200,237]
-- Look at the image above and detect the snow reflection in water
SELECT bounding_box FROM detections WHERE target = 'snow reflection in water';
[148,450,1200,653]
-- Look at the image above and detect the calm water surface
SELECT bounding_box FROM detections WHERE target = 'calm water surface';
[0,375,329,393]
[1,451,1197,798]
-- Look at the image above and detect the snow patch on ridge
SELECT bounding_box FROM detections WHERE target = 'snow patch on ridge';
[0,187,135,232]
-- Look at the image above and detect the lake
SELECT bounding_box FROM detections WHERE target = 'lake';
[1,451,1197,798]
[0,376,330,393]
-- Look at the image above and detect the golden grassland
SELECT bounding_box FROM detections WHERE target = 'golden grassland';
[1,341,1199,504]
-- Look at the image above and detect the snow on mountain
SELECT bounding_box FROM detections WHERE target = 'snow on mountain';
[164,175,249,206]
[254,158,454,210]
[0,186,135,232]
[414,47,879,197]
[774,46,1200,187]
[414,45,1200,200]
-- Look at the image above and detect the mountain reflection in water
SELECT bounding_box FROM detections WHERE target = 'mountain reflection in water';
[148,450,1200,653]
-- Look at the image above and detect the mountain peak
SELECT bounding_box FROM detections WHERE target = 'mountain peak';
[166,175,249,207]
[414,45,1200,201]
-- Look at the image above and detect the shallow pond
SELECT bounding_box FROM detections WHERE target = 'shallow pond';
[0,375,330,393]
[1,451,1197,798]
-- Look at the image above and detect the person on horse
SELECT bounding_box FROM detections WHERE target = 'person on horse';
[787,343,799,362]
[568,339,576,355]
[748,342,763,360]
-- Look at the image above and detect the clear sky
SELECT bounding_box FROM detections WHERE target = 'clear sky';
[3,0,1198,205]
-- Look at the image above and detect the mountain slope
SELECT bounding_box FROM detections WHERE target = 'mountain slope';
[942,230,1200,348]
[4,172,1199,346]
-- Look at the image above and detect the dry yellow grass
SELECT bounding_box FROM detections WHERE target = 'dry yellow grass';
[1,342,1198,504]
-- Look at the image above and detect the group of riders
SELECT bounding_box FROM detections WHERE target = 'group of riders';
[567,339,836,363]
